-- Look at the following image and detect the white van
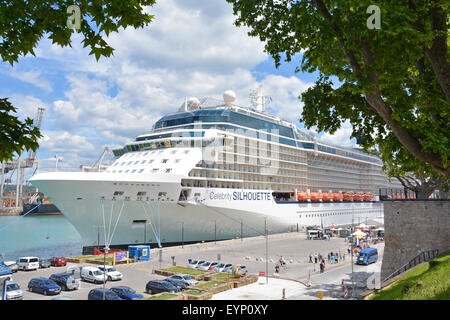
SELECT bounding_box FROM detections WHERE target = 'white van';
[80,266,106,284]
[17,257,39,271]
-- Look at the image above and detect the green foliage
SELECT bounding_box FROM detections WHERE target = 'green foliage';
[0,98,41,162]
[228,0,450,178]
[0,1,156,162]
[0,0,156,64]
[370,253,450,300]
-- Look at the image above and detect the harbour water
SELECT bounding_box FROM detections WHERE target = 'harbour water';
[0,215,83,261]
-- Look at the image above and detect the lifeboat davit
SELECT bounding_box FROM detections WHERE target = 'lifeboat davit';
[333,193,343,201]
[354,192,364,201]
[343,192,355,201]
[322,192,334,201]
[310,192,323,201]
[363,192,373,201]
[297,192,311,202]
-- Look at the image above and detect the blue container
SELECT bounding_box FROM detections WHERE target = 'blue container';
[128,245,150,262]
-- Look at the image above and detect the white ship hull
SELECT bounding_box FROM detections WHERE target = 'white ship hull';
[30,172,382,250]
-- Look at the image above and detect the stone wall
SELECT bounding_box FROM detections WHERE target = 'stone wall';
[381,200,450,280]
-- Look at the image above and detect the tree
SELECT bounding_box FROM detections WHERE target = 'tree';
[0,98,41,162]
[227,0,450,178]
[0,0,156,162]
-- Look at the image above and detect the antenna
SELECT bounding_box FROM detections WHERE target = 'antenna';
[249,85,271,112]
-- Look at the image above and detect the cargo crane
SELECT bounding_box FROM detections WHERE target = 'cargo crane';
[1,107,45,211]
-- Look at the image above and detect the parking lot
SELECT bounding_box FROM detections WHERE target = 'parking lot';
[5,231,357,300]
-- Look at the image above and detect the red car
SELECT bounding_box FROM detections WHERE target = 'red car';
[50,257,67,267]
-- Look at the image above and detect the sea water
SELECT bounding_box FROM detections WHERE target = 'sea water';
[0,215,83,261]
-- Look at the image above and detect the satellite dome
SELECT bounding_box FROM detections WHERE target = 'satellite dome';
[223,90,236,106]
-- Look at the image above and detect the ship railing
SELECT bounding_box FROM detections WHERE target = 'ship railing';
[34,167,98,174]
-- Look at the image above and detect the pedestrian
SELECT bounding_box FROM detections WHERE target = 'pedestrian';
[320,261,324,273]
[339,253,342,261]
[314,255,318,264]
[309,253,312,263]
[328,253,331,262]
[331,254,334,264]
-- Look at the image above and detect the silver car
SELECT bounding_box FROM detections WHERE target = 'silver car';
[198,261,219,271]
[4,280,24,300]
[213,262,233,272]
[49,273,80,291]
[2,261,19,273]
[167,274,199,286]
[187,259,205,269]
[224,265,248,275]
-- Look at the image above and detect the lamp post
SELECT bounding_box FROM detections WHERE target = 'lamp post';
[103,246,109,300]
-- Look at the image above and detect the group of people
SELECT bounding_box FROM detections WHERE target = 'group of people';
[308,250,347,273]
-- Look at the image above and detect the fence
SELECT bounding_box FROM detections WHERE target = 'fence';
[383,249,439,283]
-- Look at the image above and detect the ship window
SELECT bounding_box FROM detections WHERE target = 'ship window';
[113,191,124,196]
[158,192,167,197]
[175,159,181,163]
[118,170,123,173]
[148,159,154,164]
[161,159,168,163]
[121,162,126,166]
[152,168,159,173]
[165,168,172,173]
[128,161,133,165]
[125,170,130,173]
[134,161,139,165]
[137,192,147,196]
[131,169,137,173]
[139,169,144,173]
[141,160,147,164]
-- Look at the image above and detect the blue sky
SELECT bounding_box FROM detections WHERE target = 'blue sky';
[1,0,355,177]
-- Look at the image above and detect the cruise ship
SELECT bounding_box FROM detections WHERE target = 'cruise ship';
[30,90,400,252]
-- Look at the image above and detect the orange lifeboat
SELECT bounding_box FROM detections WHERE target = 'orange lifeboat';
[310,192,323,202]
[322,192,334,201]
[363,192,373,201]
[343,192,355,201]
[333,192,343,201]
[297,192,311,202]
[354,192,364,201]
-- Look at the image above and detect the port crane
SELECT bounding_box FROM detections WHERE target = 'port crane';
[0,107,45,210]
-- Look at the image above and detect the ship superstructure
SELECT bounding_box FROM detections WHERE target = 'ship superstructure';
[30,90,401,251]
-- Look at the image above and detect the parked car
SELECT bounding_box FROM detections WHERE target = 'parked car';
[17,257,39,271]
[2,261,19,273]
[80,266,106,284]
[49,273,80,291]
[213,262,233,272]
[187,259,206,269]
[88,288,123,300]
[66,265,83,279]
[28,278,61,296]
[39,259,51,268]
[163,278,188,290]
[167,274,199,286]
[50,257,67,267]
[224,265,248,275]
[4,279,24,300]
[145,280,180,294]
[98,265,123,281]
[110,286,143,300]
[198,261,219,271]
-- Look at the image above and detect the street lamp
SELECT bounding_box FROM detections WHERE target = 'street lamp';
[103,245,109,300]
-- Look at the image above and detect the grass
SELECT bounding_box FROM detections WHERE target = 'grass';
[70,255,96,260]
[146,293,177,300]
[213,273,242,281]
[161,266,206,276]
[184,289,205,296]
[194,281,224,290]
[370,253,450,300]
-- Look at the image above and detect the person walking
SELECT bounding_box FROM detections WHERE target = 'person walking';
[328,253,331,262]
[330,253,334,264]
[314,254,318,264]
[309,253,313,263]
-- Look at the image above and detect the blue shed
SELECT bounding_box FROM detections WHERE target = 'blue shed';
[128,245,150,262]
